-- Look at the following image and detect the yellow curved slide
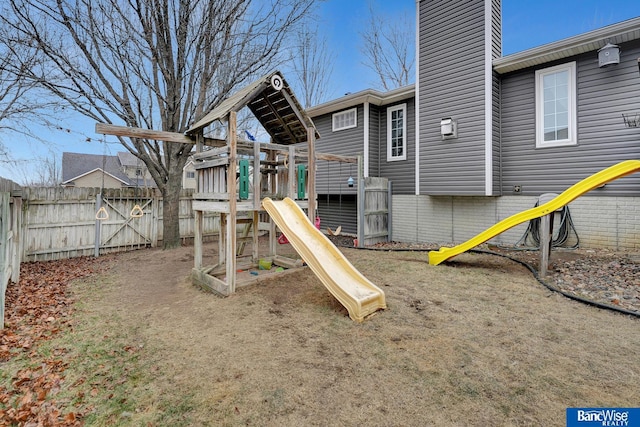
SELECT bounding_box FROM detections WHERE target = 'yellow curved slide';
[429,160,640,265]
[262,197,386,322]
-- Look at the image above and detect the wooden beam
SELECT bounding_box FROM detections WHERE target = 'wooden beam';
[96,123,226,146]
[191,268,230,296]
[260,94,299,144]
[96,123,194,144]
[281,90,309,132]
[315,152,358,163]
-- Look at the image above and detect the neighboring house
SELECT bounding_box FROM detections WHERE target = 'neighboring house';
[182,158,197,190]
[62,151,194,189]
[116,151,155,188]
[309,2,640,250]
[61,152,132,188]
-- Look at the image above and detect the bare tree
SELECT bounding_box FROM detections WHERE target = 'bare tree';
[3,0,314,248]
[0,14,60,158]
[14,149,61,186]
[360,3,415,91]
[290,23,335,108]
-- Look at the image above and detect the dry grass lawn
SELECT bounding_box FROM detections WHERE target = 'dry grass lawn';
[22,242,640,426]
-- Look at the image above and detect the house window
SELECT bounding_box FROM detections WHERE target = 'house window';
[387,103,407,161]
[332,108,357,131]
[535,62,577,148]
[186,171,195,179]
[135,168,142,176]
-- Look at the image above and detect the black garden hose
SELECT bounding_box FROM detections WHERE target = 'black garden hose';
[514,204,580,249]
[348,243,639,319]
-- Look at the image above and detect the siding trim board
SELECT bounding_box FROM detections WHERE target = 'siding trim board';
[415,0,421,196]
[364,101,370,177]
[493,16,640,74]
[484,0,493,195]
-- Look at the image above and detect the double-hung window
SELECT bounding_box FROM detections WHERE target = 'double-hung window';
[387,103,407,161]
[535,62,577,148]
[332,108,357,131]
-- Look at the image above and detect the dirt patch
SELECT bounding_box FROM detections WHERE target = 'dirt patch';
[2,239,639,426]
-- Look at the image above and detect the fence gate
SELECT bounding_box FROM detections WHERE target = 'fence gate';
[357,177,392,246]
[95,189,156,255]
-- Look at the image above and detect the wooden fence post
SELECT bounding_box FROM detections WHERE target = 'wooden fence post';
[94,193,102,257]
[10,195,22,283]
[1,192,9,328]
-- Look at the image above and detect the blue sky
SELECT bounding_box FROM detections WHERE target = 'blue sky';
[1,0,638,183]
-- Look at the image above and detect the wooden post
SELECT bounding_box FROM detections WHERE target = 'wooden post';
[94,193,102,257]
[307,127,316,222]
[227,111,238,293]
[10,196,22,283]
[252,210,259,263]
[288,146,296,199]
[253,139,261,209]
[219,213,226,266]
[1,193,8,328]
[357,155,364,247]
[194,210,203,269]
[267,149,277,256]
[151,191,159,248]
[252,139,261,263]
[539,214,551,278]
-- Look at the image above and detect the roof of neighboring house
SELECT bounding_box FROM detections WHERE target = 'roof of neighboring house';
[493,16,640,74]
[117,151,144,168]
[306,84,415,117]
[186,70,319,144]
[62,152,130,185]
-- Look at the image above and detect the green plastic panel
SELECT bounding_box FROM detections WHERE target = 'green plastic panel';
[239,159,249,200]
[297,164,306,199]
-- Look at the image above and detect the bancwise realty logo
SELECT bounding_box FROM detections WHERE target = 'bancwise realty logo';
[567,408,640,426]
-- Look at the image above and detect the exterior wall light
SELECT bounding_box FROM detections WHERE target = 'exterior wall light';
[598,43,620,67]
[440,117,457,140]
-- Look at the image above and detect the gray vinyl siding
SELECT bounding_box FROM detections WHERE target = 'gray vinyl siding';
[368,105,381,177]
[500,39,640,197]
[378,98,416,195]
[313,106,364,196]
[317,195,357,235]
[492,71,502,195]
[491,0,502,195]
[418,0,492,195]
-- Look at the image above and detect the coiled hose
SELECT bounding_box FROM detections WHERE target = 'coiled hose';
[514,203,580,249]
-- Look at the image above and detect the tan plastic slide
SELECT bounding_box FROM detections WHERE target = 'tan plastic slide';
[262,197,386,322]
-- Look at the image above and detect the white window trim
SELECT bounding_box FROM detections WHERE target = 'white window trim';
[332,107,357,131]
[535,61,577,148]
[387,103,407,161]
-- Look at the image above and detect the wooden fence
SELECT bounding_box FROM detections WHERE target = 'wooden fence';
[22,186,220,261]
[357,177,391,246]
[1,177,22,328]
